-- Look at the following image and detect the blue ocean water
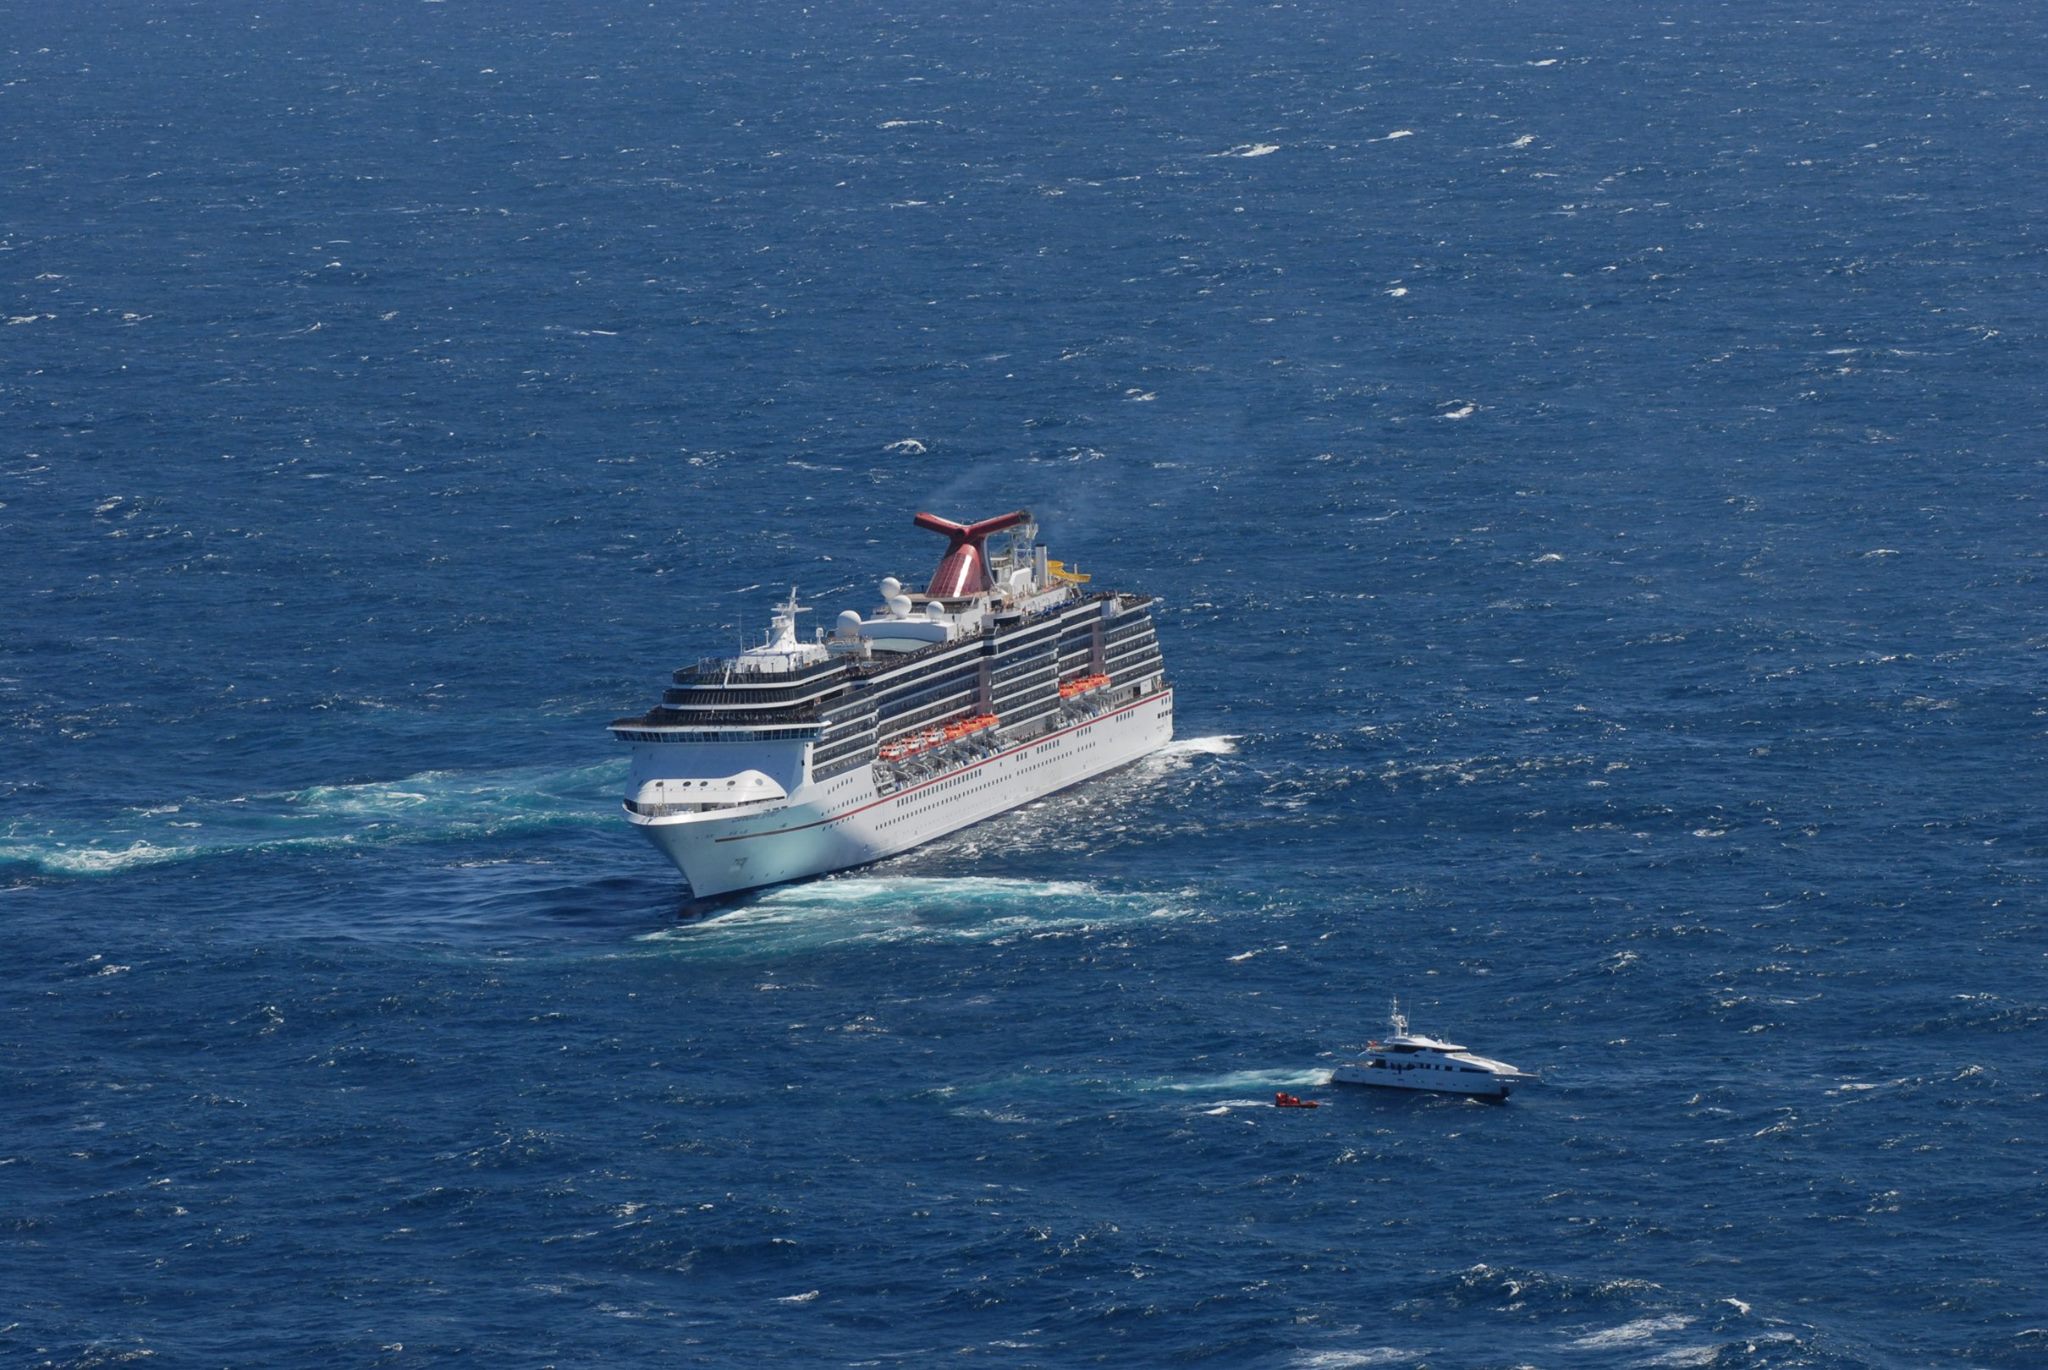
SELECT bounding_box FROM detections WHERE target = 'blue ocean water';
[4,0,2045,1363]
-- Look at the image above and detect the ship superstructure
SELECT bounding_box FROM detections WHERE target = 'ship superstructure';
[611,511,1174,897]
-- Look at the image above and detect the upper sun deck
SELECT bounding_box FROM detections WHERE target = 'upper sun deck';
[1378,1035,1469,1054]
[614,508,1158,737]
[664,587,1150,688]
[670,651,851,689]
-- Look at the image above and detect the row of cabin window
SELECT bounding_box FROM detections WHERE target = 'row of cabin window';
[618,728,815,743]
[868,671,981,714]
[812,739,875,767]
[989,653,1056,683]
[865,665,982,716]
[877,690,982,738]
[663,682,841,706]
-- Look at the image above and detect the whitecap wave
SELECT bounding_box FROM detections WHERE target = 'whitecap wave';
[1571,1314,1693,1349]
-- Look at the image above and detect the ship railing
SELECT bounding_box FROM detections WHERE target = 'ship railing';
[687,705,820,724]
[625,799,711,817]
[672,654,850,687]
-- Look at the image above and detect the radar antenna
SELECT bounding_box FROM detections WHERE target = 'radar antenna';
[768,586,810,648]
[913,509,1032,597]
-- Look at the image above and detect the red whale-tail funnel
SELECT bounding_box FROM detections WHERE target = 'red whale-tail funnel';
[915,509,1032,598]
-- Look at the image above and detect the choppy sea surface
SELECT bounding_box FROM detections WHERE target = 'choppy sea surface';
[5,0,2045,1364]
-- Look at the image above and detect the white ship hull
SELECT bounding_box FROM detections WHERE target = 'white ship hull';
[1328,1063,1517,1100]
[629,688,1173,898]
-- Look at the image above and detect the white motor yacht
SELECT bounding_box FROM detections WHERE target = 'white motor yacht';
[1329,1001,1535,1101]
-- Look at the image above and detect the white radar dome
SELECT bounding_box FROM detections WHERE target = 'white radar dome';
[835,610,863,638]
[925,601,946,620]
[879,577,902,601]
[887,594,913,619]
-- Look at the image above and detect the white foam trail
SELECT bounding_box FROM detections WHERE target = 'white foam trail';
[1156,734,1239,757]
[1158,1067,1331,1094]
[2,760,624,877]
[757,876,1106,907]
[635,876,1190,955]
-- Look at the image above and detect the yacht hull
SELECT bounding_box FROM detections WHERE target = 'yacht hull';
[1329,1064,1518,1100]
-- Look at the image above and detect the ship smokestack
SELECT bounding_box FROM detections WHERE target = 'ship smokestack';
[914,509,1031,598]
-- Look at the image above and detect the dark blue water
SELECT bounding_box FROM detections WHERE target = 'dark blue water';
[5,1,2045,1364]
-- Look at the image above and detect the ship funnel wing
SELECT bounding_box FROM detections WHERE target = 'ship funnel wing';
[914,509,1032,598]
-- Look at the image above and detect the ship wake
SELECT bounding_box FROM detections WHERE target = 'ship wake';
[1,760,625,878]
[636,875,1193,954]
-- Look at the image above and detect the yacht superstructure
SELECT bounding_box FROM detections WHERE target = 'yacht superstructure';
[611,511,1173,897]
[1329,1001,1536,1101]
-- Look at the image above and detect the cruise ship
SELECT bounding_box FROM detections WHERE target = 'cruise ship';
[611,511,1174,897]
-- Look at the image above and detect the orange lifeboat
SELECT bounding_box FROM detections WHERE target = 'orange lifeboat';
[879,713,1002,766]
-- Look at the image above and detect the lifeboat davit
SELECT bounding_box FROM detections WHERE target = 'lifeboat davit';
[1058,673,1113,699]
[878,713,1002,765]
